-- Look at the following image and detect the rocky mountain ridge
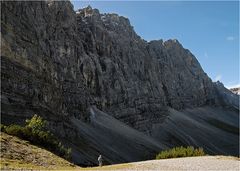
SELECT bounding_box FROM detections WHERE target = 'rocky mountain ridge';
[1,1,239,165]
[230,87,240,95]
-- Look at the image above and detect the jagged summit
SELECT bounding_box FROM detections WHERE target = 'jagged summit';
[76,5,132,31]
[149,39,183,48]
[76,5,100,17]
[76,5,182,48]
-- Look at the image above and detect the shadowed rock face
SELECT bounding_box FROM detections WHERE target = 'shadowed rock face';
[1,1,239,165]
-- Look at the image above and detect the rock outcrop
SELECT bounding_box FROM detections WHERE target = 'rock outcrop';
[229,87,240,95]
[1,1,239,165]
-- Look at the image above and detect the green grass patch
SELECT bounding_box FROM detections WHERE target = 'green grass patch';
[156,146,205,159]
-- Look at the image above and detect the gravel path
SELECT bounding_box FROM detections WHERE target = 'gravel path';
[126,156,239,171]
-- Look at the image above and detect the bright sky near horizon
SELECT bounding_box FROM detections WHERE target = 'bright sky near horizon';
[71,1,239,88]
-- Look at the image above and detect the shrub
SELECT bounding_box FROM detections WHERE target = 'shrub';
[25,114,46,134]
[1,115,72,160]
[156,146,205,159]
[193,147,205,156]
[5,124,24,137]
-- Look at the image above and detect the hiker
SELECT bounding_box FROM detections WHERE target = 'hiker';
[98,154,103,167]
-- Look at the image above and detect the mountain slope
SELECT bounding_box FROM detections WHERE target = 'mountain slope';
[1,1,239,165]
[69,106,238,165]
[151,106,239,156]
[0,132,79,170]
[69,106,167,165]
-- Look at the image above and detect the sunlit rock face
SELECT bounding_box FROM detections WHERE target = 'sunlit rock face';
[1,1,238,165]
[229,87,240,95]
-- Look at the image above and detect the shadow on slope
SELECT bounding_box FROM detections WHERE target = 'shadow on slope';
[152,106,239,156]
[70,106,167,166]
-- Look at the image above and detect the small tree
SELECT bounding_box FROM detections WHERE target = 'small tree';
[25,114,46,134]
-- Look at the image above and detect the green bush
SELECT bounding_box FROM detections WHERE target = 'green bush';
[25,114,47,134]
[156,146,205,159]
[5,124,24,137]
[193,147,205,156]
[1,114,72,160]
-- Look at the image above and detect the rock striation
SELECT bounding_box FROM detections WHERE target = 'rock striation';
[1,1,239,165]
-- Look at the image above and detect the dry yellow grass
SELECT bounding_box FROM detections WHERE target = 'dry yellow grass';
[0,132,79,170]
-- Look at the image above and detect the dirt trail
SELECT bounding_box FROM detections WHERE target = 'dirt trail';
[93,156,239,170]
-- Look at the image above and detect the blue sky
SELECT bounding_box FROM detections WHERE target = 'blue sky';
[71,1,239,88]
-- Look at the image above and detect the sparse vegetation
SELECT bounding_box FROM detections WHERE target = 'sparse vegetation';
[1,114,72,160]
[0,133,78,170]
[156,146,205,159]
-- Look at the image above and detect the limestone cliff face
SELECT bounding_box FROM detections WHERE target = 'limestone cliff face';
[1,1,238,165]
[1,1,90,122]
[72,6,219,131]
